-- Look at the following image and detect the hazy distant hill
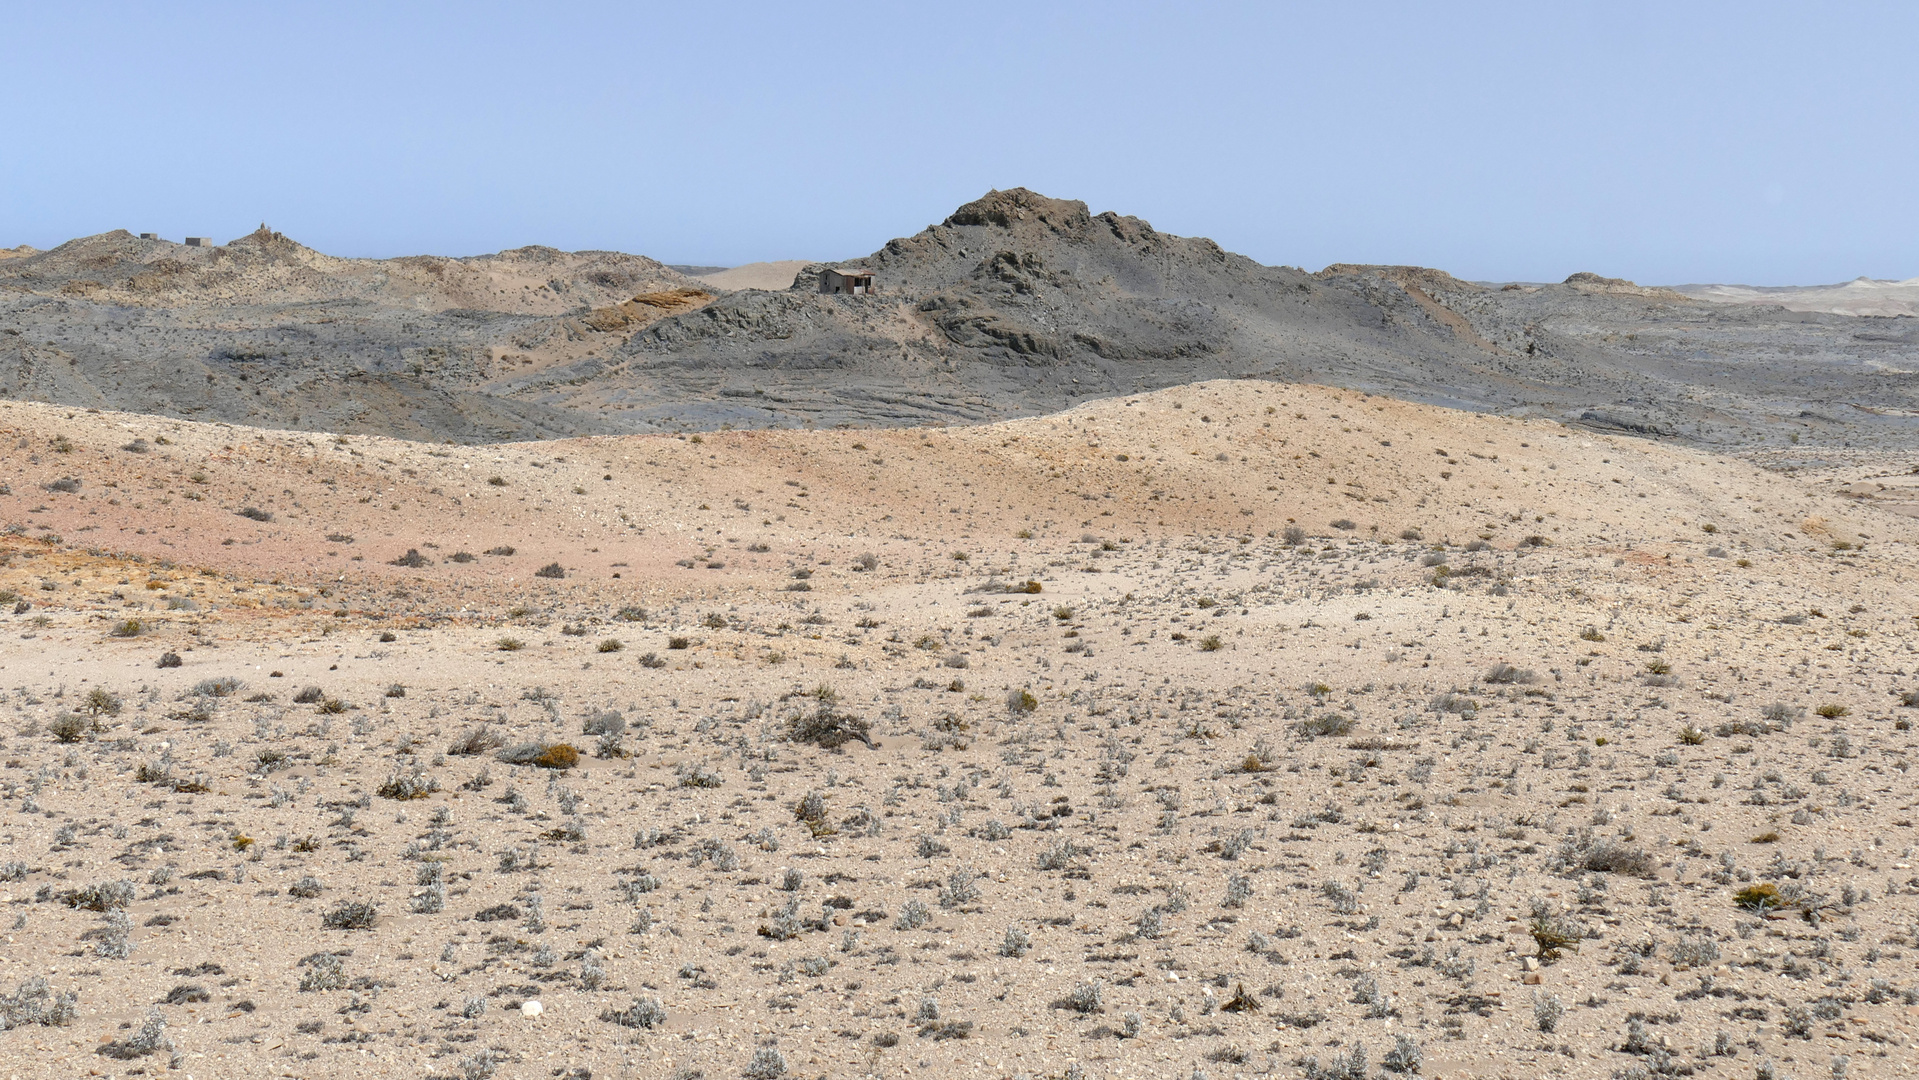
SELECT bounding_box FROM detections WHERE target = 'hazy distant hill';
[1674,276,1919,318]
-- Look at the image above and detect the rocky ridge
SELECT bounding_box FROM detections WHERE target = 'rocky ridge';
[4,192,1917,448]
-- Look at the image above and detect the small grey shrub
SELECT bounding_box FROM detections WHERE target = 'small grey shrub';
[321,901,378,930]
[1670,934,1721,968]
[1534,992,1564,1033]
[1000,926,1031,957]
[1065,980,1104,1014]
[61,880,135,911]
[939,867,982,908]
[743,1046,787,1080]
[94,910,133,959]
[97,1008,171,1059]
[299,953,345,992]
[1320,880,1360,914]
[1037,839,1080,870]
[0,977,77,1027]
[894,899,930,930]
[601,996,666,1029]
[1224,875,1253,908]
[1381,1034,1423,1074]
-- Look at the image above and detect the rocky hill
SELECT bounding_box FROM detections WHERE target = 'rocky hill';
[4,194,1916,447]
[0,226,707,441]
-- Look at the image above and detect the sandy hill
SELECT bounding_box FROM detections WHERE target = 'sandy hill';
[1,380,1905,594]
[1676,275,1919,318]
[692,260,813,292]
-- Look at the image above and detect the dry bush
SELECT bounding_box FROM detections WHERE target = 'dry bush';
[377,769,439,800]
[601,997,666,1030]
[1577,839,1654,877]
[48,714,89,743]
[191,677,242,698]
[1483,664,1537,685]
[0,978,78,1028]
[582,711,625,737]
[787,706,874,749]
[1295,713,1355,737]
[449,726,505,756]
[1530,914,1584,961]
[320,901,378,930]
[498,742,579,770]
[60,880,135,911]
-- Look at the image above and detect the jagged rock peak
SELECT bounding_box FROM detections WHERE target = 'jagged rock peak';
[943,188,1095,233]
[226,224,310,255]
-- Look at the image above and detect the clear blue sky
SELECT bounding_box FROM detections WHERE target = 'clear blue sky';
[4,2,1914,285]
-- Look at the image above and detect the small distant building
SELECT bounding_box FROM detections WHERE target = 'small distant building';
[818,268,874,296]
[184,237,213,247]
[139,232,159,241]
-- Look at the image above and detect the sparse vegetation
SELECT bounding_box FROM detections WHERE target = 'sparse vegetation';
[9,376,1919,1077]
[320,901,378,930]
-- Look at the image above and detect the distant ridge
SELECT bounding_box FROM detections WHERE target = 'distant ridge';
[1673,276,1919,318]
[3,190,1916,449]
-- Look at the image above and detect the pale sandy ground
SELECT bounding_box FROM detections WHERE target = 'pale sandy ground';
[1675,278,1919,319]
[694,262,813,292]
[1,382,1917,1080]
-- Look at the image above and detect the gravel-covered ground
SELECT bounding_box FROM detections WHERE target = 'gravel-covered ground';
[1,382,1917,1080]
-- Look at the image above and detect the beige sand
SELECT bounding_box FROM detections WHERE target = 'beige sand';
[0,382,1914,1079]
[694,261,813,292]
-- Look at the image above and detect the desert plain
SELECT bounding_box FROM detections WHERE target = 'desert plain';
[1,371,1918,1080]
